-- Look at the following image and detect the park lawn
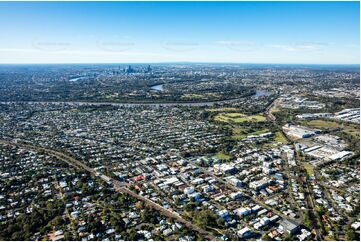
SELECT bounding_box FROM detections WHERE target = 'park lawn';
[181,94,206,99]
[247,115,267,122]
[105,94,119,99]
[214,113,244,123]
[250,128,270,136]
[303,163,314,176]
[343,125,360,139]
[231,126,246,134]
[215,152,232,161]
[214,115,231,123]
[223,113,245,118]
[275,131,289,144]
[324,236,335,241]
[305,119,360,139]
[214,113,266,124]
[230,126,247,139]
[305,119,342,129]
[262,142,278,149]
[181,93,221,100]
[232,128,270,140]
[270,106,280,113]
[205,107,240,112]
[232,114,266,123]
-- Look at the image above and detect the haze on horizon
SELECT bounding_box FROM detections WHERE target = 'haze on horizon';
[0,1,359,64]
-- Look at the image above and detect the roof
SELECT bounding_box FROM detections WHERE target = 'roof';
[280,219,299,231]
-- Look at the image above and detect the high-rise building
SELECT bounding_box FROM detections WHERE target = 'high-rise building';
[126,65,135,73]
[146,65,152,73]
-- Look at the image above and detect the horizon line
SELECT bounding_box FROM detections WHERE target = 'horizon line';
[0,62,359,66]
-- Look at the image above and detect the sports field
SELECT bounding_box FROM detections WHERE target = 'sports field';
[214,112,266,123]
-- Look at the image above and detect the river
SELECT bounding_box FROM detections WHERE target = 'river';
[252,90,271,98]
[2,90,272,107]
[69,76,87,82]
[150,84,270,98]
[150,84,164,91]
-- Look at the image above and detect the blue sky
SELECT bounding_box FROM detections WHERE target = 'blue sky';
[0,1,359,64]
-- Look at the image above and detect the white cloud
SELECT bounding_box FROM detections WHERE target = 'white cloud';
[269,42,328,52]
[0,48,38,53]
[216,40,260,52]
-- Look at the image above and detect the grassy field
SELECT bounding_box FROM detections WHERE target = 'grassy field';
[270,106,280,113]
[215,152,232,160]
[231,128,270,140]
[205,107,240,112]
[214,112,266,123]
[343,125,360,139]
[305,119,342,128]
[181,94,206,99]
[274,131,289,144]
[223,113,245,117]
[181,93,221,100]
[303,163,314,177]
[304,119,360,138]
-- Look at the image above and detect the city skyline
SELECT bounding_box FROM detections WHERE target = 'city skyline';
[0,1,359,64]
